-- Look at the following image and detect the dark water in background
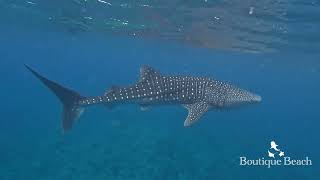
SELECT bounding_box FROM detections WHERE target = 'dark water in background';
[1,1,320,180]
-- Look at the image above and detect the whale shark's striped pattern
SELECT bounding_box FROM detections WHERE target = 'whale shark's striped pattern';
[25,65,261,132]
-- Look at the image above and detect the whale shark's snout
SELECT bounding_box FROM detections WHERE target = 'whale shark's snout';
[252,94,262,102]
[224,86,262,107]
[239,90,262,104]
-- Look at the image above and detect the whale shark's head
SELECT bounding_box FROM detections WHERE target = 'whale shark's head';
[223,86,262,107]
[205,82,261,108]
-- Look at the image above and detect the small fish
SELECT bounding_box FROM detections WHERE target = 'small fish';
[25,65,261,132]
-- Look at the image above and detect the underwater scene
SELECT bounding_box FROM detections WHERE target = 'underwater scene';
[0,0,319,179]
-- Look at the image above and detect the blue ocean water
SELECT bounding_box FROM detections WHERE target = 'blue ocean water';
[1,1,320,180]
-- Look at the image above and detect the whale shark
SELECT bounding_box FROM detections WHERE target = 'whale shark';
[25,65,261,132]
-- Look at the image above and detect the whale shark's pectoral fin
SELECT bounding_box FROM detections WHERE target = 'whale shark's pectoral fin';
[183,101,210,127]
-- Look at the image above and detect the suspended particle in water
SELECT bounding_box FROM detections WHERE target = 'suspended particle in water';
[249,7,254,15]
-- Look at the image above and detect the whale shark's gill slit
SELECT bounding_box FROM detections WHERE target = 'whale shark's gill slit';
[25,64,85,133]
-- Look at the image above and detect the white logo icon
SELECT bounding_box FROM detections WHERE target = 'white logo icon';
[268,150,275,158]
[270,141,280,151]
[268,140,285,158]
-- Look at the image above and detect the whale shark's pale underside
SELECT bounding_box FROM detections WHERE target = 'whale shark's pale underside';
[25,65,261,132]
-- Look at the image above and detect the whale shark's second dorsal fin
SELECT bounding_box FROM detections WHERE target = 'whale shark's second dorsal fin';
[183,101,210,127]
[104,86,120,96]
[139,65,162,82]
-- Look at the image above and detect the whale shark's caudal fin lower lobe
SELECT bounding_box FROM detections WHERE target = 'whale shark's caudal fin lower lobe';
[25,65,85,133]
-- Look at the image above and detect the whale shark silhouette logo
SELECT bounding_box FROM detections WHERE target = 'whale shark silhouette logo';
[268,140,285,158]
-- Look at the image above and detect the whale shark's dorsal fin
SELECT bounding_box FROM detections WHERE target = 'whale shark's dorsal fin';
[140,65,162,82]
[183,101,210,127]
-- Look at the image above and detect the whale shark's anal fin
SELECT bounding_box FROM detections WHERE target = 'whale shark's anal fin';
[139,104,151,111]
[183,101,210,127]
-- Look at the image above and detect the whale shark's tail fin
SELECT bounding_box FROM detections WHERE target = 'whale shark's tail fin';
[25,64,85,132]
